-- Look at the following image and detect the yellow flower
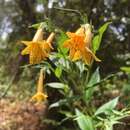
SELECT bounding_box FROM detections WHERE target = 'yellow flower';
[63,24,101,65]
[21,28,55,64]
[31,69,47,102]
[31,92,48,102]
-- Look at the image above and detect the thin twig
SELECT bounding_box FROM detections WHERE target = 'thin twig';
[53,7,82,18]
[0,72,17,99]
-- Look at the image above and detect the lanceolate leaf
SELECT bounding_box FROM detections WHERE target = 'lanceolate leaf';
[46,82,68,90]
[87,67,100,87]
[29,22,45,29]
[49,99,67,109]
[95,97,119,115]
[84,68,100,102]
[93,22,111,53]
[75,109,95,130]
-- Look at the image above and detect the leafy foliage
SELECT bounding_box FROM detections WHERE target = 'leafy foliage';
[75,109,95,130]
[92,22,111,53]
[95,97,119,115]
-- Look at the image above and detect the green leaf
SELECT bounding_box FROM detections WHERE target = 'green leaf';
[29,19,55,31]
[59,110,74,118]
[84,88,94,103]
[76,61,85,74]
[95,97,119,115]
[49,99,67,109]
[84,68,100,102]
[29,22,45,29]
[88,67,100,87]
[93,22,111,53]
[75,109,95,130]
[47,82,68,90]
[57,31,69,55]
[55,66,62,78]
[81,13,88,24]
[49,102,60,109]
[104,120,121,130]
[120,66,130,73]
[105,122,113,130]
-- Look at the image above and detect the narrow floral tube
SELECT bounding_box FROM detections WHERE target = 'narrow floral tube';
[37,69,44,93]
[32,28,43,42]
[47,32,55,43]
[31,69,48,102]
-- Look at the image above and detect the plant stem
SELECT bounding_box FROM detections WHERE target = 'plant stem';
[0,72,17,99]
[53,7,83,18]
[85,65,91,85]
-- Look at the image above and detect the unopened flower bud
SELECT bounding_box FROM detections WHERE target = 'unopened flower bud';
[46,32,55,43]
[83,24,93,47]
[33,28,43,42]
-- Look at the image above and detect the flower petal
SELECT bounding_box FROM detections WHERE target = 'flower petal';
[69,48,76,59]
[85,47,101,62]
[31,92,47,102]
[21,41,32,46]
[21,46,30,55]
[66,32,75,38]
[63,40,71,48]
[72,51,81,61]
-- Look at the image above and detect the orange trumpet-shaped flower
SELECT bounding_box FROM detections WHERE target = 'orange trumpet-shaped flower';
[21,28,55,64]
[63,24,101,65]
[31,69,47,102]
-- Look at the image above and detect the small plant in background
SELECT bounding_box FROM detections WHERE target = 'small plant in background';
[18,12,130,130]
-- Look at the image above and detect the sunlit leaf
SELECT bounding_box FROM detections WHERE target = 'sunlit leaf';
[105,122,113,130]
[93,22,111,53]
[95,97,119,115]
[49,99,67,109]
[47,82,68,90]
[55,66,62,78]
[76,61,85,74]
[75,109,95,130]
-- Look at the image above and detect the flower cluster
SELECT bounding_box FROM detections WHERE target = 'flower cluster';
[21,28,55,64]
[63,24,101,64]
[21,24,100,102]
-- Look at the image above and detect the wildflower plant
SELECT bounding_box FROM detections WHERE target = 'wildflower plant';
[19,16,130,130]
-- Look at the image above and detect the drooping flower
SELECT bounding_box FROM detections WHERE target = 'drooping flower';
[31,69,47,102]
[63,24,101,65]
[21,28,55,64]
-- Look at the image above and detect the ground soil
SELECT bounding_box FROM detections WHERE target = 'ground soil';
[0,98,48,130]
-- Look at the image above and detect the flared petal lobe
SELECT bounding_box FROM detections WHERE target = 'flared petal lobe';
[31,69,48,102]
[31,92,47,102]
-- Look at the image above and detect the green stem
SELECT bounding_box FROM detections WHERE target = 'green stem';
[0,72,17,99]
[53,7,83,18]
[84,64,92,86]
